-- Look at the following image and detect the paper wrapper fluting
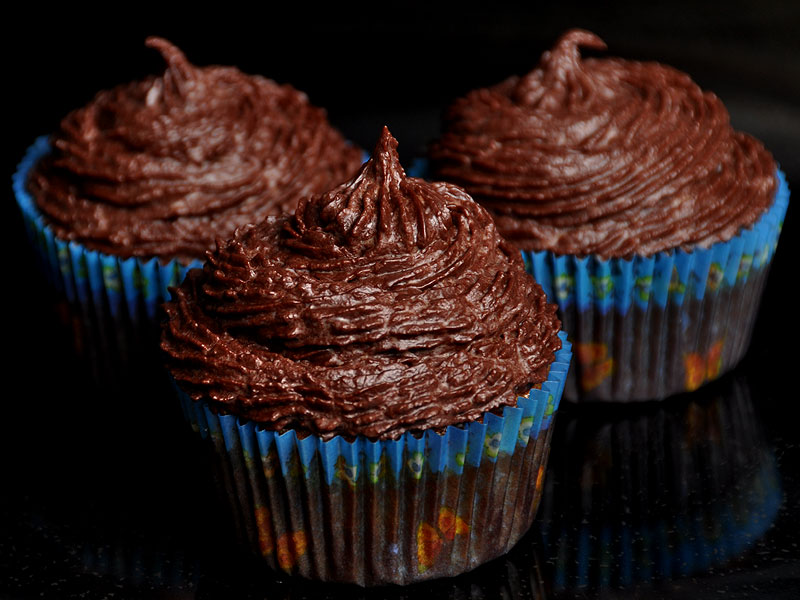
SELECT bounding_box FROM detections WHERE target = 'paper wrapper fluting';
[179,333,572,586]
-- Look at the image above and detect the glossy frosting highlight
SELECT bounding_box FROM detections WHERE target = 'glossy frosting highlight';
[430,29,777,258]
[28,38,363,263]
[162,128,562,440]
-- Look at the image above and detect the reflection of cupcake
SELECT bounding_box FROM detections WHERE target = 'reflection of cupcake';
[162,128,572,585]
[537,374,781,591]
[13,38,363,380]
[80,533,548,599]
[430,29,789,401]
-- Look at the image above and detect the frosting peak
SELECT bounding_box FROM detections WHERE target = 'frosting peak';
[162,128,562,440]
[431,29,777,259]
[144,37,198,101]
[289,127,442,258]
[28,38,363,263]
[513,29,608,109]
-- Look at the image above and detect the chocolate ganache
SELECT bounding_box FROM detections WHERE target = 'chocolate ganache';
[27,37,363,263]
[162,128,562,440]
[430,29,777,259]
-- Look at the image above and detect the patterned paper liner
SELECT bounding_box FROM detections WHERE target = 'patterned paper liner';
[178,333,572,586]
[13,136,204,328]
[538,374,781,590]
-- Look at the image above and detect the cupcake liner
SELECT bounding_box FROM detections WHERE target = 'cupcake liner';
[538,374,781,590]
[178,333,572,586]
[521,170,789,401]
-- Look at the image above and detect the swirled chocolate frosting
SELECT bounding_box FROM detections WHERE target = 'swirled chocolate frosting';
[162,128,562,440]
[27,38,363,263]
[430,29,777,259]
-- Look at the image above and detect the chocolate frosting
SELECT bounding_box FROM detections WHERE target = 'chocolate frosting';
[430,29,778,259]
[162,128,562,440]
[27,38,363,263]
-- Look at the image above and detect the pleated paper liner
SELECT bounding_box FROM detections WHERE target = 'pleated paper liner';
[178,333,571,586]
[523,170,790,401]
[537,373,781,591]
[13,137,204,388]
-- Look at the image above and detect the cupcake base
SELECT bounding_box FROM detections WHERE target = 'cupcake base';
[178,335,572,586]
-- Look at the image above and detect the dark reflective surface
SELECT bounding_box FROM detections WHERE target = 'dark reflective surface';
[4,5,799,598]
[539,375,783,593]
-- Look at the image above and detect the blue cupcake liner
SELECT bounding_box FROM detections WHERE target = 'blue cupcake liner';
[177,332,572,585]
[522,170,789,314]
[13,136,204,326]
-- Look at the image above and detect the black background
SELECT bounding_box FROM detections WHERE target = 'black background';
[4,3,800,599]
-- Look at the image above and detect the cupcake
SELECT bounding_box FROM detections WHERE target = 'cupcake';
[429,29,789,401]
[13,37,363,380]
[161,127,572,585]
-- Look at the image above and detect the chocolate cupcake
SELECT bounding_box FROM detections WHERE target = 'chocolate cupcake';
[162,128,572,585]
[429,29,789,401]
[13,38,363,381]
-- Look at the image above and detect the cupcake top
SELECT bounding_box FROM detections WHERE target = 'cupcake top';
[430,29,777,259]
[162,127,562,440]
[27,37,363,263]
